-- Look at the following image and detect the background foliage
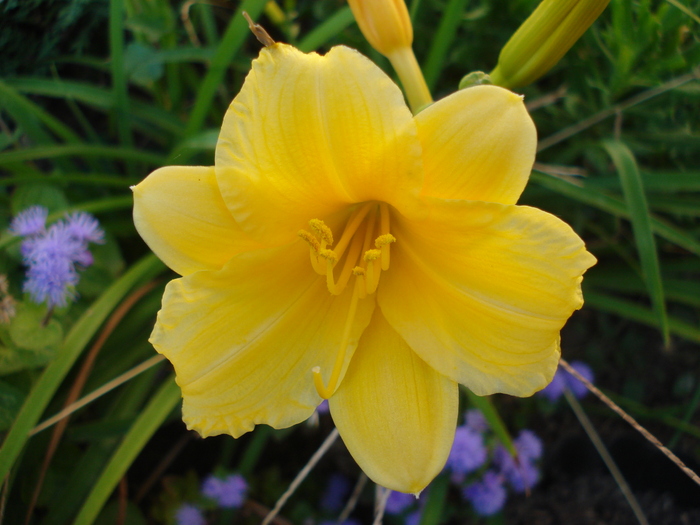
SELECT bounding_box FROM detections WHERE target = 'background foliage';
[0,0,699,523]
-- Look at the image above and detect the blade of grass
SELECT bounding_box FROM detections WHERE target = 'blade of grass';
[0,145,165,166]
[72,376,180,525]
[183,0,268,139]
[583,288,700,343]
[564,389,649,525]
[464,388,516,455]
[110,0,132,152]
[603,140,669,347]
[0,254,165,482]
[422,0,470,90]
[5,78,184,136]
[531,171,700,258]
[418,473,449,525]
[298,7,354,53]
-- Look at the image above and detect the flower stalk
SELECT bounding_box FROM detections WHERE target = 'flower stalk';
[347,0,432,112]
[490,0,610,89]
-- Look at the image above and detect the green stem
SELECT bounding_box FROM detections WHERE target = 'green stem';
[387,47,433,113]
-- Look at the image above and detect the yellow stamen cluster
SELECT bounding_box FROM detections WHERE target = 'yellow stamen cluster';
[298,202,396,399]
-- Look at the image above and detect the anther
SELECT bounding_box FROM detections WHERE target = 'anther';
[309,219,334,246]
[375,233,396,271]
[299,230,325,275]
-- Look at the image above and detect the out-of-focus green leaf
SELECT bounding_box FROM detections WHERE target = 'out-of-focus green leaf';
[8,302,63,352]
[0,380,25,432]
[603,140,670,346]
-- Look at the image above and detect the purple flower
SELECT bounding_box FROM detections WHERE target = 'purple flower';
[385,491,415,515]
[11,208,103,308]
[405,510,422,525]
[493,445,539,493]
[24,255,78,308]
[445,425,487,480]
[540,361,594,401]
[320,473,350,511]
[317,399,329,414]
[201,474,247,508]
[9,206,47,236]
[464,409,489,433]
[64,212,105,244]
[463,471,507,516]
[175,503,205,525]
[513,430,543,461]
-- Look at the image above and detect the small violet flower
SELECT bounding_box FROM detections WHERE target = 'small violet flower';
[539,360,594,402]
[9,207,104,308]
[201,474,247,508]
[9,206,48,237]
[445,425,488,482]
[174,503,205,525]
[463,471,507,516]
[464,408,489,433]
[493,444,540,494]
[385,490,415,515]
[320,473,351,511]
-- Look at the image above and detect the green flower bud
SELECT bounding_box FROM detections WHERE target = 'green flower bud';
[490,0,610,89]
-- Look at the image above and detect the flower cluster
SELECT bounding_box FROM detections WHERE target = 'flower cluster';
[539,360,594,402]
[175,473,248,525]
[9,206,104,308]
[446,409,544,516]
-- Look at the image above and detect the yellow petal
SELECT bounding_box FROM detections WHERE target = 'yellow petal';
[151,241,375,438]
[414,85,536,204]
[215,44,423,246]
[329,310,458,494]
[132,166,262,275]
[379,198,596,396]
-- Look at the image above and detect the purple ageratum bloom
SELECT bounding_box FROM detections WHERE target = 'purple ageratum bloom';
[540,360,594,402]
[385,491,416,515]
[24,255,78,308]
[464,409,489,433]
[9,206,47,237]
[405,510,422,525]
[12,208,104,308]
[493,445,539,493]
[317,399,330,414]
[320,473,350,511]
[175,503,206,525]
[445,425,487,481]
[64,212,105,244]
[513,430,543,461]
[463,471,507,516]
[201,474,247,508]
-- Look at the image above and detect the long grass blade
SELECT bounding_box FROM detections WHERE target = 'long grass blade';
[0,254,165,481]
[422,0,470,90]
[602,140,669,346]
[183,0,268,138]
[298,7,354,53]
[72,377,180,525]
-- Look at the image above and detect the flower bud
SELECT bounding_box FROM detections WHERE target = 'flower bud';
[490,0,610,89]
[347,0,413,56]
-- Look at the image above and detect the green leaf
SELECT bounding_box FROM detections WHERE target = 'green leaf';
[10,183,69,216]
[73,376,180,525]
[124,42,165,86]
[9,302,63,352]
[418,473,450,525]
[0,380,26,431]
[423,0,470,90]
[602,140,670,347]
[298,7,355,53]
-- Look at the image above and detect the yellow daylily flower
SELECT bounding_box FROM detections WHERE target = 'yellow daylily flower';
[132,43,596,494]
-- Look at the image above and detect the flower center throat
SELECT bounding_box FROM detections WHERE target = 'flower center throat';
[298,202,396,399]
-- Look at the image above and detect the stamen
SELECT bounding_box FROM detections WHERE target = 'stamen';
[363,249,381,295]
[298,230,325,275]
[309,219,334,247]
[333,227,367,295]
[352,267,367,300]
[375,233,396,272]
[320,250,340,294]
[312,277,363,399]
[379,203,392,271]
[333,203,375,261]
